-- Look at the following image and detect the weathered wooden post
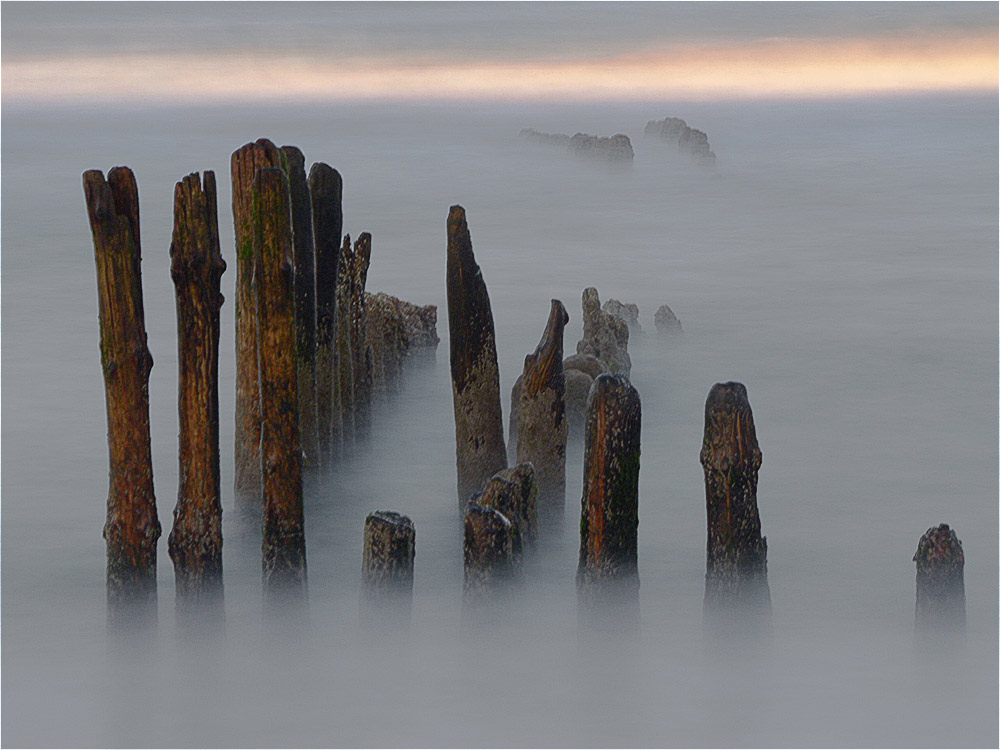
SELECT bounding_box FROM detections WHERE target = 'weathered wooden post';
[913,524,966,648]
[700,382,771,631]
[517,299,569,527]
[335,234,355,450]
[232,139,283,509]
[361,511,415,626]
[576,375,641,619]
[254,167,307,599]
[472,477,525,563]
[496,463,538,549]
[446,205,507,511]
[463,503,516,601]
[349,232,373,441]
[83,167,160,626]
[167,171,226,613]
[281,146,320,470]
[308,162,343,465]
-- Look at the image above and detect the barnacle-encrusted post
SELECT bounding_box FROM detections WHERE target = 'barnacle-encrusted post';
[361,511,415,626]
[463,503,516,601]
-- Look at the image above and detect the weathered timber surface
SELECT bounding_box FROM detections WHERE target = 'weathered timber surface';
[914,524,966,646]
[473,477,525,564]
[517,299,569,525]
[700,382,771,625]
[563,369,595,442]
[281,146,320,469]
[603,298,641,336]
[463,502,516,599]
[361,511,415,625]
[366,291,409,401]
[83,167,161,623]
[335,234,355,450]
[446,205,507,510]
[564,353,608,381]
[167,171,226,609]
[254,167,307,596]
[577,287,630,377]
[496,463,538,548]
[351,233,372,440]
[231,139,283,508]
[308,163,343,465]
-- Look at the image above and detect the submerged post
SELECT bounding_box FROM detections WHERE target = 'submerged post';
[308,163,343,466]
[517,299,569,527]
[472,477,525,564]
[913,524,966,648]
[361,511,416,626]
[167,171,226,613]
[576,375,641,618]
[446,205,507,510]
[496,463,538,550]
[700,382,771,631]
[254,167,307,599]
[232,139,284,509]
[463,503,516,601]
[83,167,160,626]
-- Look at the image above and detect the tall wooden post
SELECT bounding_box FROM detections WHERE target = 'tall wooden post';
[335,234,355,451]
[167,171,226,611]
[446,205,507,510]
[914,524,966,648]
[254,167,307,597]
[83,167,160,625]
[232,139,283,509]
[349,233,373,441]
[308,163,343,466]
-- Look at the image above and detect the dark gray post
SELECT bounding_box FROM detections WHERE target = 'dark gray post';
[463,503,516,601]
[914,524,966,648]
[362,511,415,626]
[496,463,538,549]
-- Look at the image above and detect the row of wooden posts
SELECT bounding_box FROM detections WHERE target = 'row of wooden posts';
[84,149,966,641]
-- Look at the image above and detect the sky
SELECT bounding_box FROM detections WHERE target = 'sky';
[2,2,997,104]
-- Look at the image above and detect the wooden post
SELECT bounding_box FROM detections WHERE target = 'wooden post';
[254,167,307,597]
[231,139,283,509]
[349,233,373,441]
[496,463,538,549]
[83,167,160,624]
[281,146,320,470]
[517,299,569,527]
[167,171,226,611]
[308,162,343,466]
[914,524,966,647]
[335,234,355,450]
[361,511,415,625]
[472,477,525,564]
[463,503,516,600]
[700,381,771,629]
[576,375,641,613]
[446,205,507,511]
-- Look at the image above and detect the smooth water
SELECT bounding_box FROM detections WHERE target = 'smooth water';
[2,95,997,747]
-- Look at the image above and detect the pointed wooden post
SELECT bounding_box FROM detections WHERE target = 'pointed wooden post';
[83,167,160,626]
[700,382,771,630]
[231,139,283,510]
[348,232,373,441]
[254,167,307,598]
[335,234,355,451]
[446,205,507,511]
[914,524,966,648]
[308,162,343,466]
[517,299,569,527]
[167,171,226,613]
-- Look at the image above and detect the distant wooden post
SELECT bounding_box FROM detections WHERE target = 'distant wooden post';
[914,524,966,647]
[349,233,373,441]
[254,167,307,597]
[463,503,516,600]
[167,171,226,612]
[517,299,569,527]
[281,146,320,470]
[576,375,641,615]
[361,511,415,625]
[308,163,343,466]
[446,205,507,511]
[335,234,355,450]
[83,167,160,625]
[231,139,283,509]
[700,382,771,630]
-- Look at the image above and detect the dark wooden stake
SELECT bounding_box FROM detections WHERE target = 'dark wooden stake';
[446,205,507,510]
[334,234,355,451]
[914,524,966,647]
[463,502,516,599]
[83,167,160,625]
[231,139,283,509]
[517,299,569,526]
[366,291,409,402]
[167,171,226,612]
[472,477,525,564]
[361,511,415,625]
[349,232,373,441]
[700,381,771,628]
[308,162,343,466]
[496,463,538,549]
[254,167,307,597]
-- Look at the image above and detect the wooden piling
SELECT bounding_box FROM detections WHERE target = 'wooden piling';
[281,146,320,470]
[463,503,516,598]
[308,162,343,465]
[167,171,226,610]
[335,234,355,450]
[914,524,966,647]
[700,382,771,626]
[361,511,415,625]
[517,299,569,526]
[446,205,507,510]
[254,167,307,596]
[349,232,373,441]
[231,139,283,509]
[496,463,538,549]
[473,477,525,563]
[83,167,160,623]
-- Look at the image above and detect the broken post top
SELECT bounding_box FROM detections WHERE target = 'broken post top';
[367,510,415,536]
[914,524,964,572]
[83,168,141,266]
[170,171,226,288]
[523,299,569,398]
[700,381,762,474]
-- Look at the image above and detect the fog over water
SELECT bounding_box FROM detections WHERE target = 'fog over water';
[2,94,997,747]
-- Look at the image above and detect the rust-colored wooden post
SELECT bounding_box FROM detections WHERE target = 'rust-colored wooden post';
[335,234,355,451]
[350,232,373,441]
[167,171,226,611]
[446,205,507,511]
[517,299,569,527]
[281,145,320,470]
[577,375,641,615]
[700,381,771,629]
[914,524,966,648]
[254,167,307,598]
[308,162,343,466]
[83,167,160,625]
[231,139,283,510]
[361,511,415,626]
